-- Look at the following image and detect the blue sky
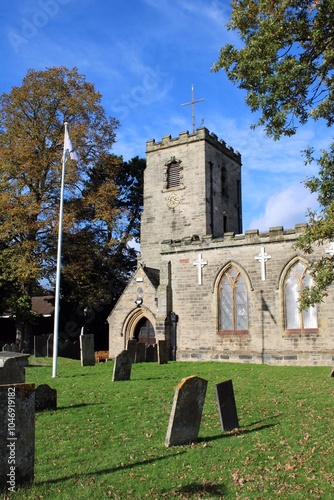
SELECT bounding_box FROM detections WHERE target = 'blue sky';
[1,0,328,232]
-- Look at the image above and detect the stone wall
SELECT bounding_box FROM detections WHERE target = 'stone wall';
[159,225,334,366]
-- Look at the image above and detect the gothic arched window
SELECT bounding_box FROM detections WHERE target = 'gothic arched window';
[284,261,318,331]
[219,266,248,332]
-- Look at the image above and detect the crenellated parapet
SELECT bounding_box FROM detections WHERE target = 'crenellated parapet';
[146,127,242,164]
[161,223,308,253]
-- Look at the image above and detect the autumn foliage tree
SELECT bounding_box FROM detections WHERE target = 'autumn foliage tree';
[0,66,143,348]
[213,0,334,307]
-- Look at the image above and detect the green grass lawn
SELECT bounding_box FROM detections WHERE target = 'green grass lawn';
[6,357,334,499]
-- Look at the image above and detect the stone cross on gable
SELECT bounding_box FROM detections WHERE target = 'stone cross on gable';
[325,241,334,256]
[193,253,207,285]
[255,246,271,281]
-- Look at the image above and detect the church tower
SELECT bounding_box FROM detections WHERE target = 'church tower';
[139,127,242,269]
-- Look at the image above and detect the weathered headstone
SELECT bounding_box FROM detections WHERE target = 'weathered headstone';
[0,352,30,368]
[127,339,137,363]
[0,383,35,489]
[146,344,157,362]
[165,375,208,447]
[34,335,48,358]
[112,350,132,381]
[158,340,168,364]
[215,379,239,432]
[80,334,95,366]
[135,343,146,363]
[0,359,25,385]
[35,384,57,412]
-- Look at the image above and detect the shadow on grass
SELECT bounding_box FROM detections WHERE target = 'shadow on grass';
[198,417,279,444]
[34,451,186,486]
[167,481,227,498]
[246,413,282,427]
[56,402,104,410]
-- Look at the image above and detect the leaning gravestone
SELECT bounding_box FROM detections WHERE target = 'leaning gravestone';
[112,350,132,381]
[215,379,239,432]
[0,359,25,385]
[165,375,208,447]
[80,334,95,366]
[35,384,57,412]
[158,340,168,364]
[0,383,35,489]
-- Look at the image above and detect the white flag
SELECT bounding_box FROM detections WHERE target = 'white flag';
[63,126,79,161]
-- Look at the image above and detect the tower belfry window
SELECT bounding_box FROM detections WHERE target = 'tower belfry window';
[164,157,183,190]
[168,162,181,188]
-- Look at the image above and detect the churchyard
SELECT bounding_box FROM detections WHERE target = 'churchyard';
[1,356,334,499]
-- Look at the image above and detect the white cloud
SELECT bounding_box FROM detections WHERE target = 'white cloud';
[248,183,318,231]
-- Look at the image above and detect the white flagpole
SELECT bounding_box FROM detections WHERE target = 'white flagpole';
[52,122,69,378]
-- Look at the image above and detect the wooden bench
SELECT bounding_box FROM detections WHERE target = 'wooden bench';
[95,351,110,363]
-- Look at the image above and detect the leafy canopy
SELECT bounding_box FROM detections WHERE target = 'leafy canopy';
[213,0,334,307]
[0,67,143,346]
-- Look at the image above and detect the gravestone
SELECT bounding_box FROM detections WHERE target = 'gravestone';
[135,343,146,363]
[112,350,132,381]
[0,352,30,368]
[146,344,157,362]
[127,339,137,363]
[165,375,208,447]
[34,335,48,358]
[0,359,25,385]
[158,340,168,364]
[46,335,53,357]
[215,379,239,432]
[0,383,35,489]
[35,384,57,412]
[80,334,95,366]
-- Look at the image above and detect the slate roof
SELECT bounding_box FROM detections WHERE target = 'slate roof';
[143,267,160,288]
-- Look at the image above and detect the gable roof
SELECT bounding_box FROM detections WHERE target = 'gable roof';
[143,266,160,288]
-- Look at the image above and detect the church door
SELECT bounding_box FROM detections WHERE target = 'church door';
[135,317,156,345]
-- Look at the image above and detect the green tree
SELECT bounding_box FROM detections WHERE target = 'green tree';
[213,0,334,307]
[0,66,120,348]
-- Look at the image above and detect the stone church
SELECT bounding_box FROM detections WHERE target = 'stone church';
[108,127,334,366]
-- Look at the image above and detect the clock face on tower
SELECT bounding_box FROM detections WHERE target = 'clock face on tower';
[167,193,180,208]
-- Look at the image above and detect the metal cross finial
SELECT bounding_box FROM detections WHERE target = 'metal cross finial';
[193,253,207,285]
[255,246,271,281]
[181,85,204,134]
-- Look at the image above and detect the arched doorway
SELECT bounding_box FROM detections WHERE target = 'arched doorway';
[134,317,156,345]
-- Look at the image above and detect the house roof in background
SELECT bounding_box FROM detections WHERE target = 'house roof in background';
[31,296,54,317]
